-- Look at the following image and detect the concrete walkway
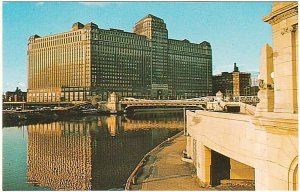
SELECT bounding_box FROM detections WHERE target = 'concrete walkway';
[132,133,202,190]
[129,132,254,191]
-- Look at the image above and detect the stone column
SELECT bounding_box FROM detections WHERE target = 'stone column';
[255,44,274,115]
[196,143,211,186]
[186,135,193,158]
[273,23,298,113]
[262,2,298,114]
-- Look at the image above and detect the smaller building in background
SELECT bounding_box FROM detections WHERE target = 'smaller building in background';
[250,71,259,87]
[3,87,27,102]
[212,63,254,97]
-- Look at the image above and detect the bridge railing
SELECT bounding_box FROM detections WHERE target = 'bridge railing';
[120,99,207,104]
[232,96,260,103]
[119,97,261,114]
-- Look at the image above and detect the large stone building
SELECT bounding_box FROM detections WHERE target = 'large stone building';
[186,2,298,190]
[27,14,212,102]
[212,63,251,97]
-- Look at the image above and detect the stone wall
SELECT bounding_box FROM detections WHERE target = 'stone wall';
[186,110,298,190]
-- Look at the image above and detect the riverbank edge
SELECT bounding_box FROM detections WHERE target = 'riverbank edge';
[124,130,184,190]
[3,107,185,127]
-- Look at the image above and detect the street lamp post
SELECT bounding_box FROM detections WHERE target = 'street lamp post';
[183,107,187,136]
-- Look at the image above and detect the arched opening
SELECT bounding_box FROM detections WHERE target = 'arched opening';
[288,156,298,190]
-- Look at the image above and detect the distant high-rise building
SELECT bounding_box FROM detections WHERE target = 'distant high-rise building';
[212,63,251,97]
[27,14,212,102]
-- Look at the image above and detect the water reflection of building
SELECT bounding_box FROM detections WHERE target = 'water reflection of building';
[103,114,183,134]
[27,122,92,190]
[123,117,183,130]
[105,115,122,137]
[90,115,183,189]
[27,115,182,190]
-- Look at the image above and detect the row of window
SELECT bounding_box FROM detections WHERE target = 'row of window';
[169,46,211,54]
[31,46,211,65]
[35,31,82,42]
[102,28,146,39]
[92,32,148,46]
[32,36,83,49]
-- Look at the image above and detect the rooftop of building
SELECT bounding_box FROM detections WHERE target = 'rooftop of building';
[213,63,252,76]
[213,71,251,76]
[28,14,209,47]
[136,14,164,24]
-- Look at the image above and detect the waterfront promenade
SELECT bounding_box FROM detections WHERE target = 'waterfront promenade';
[131,133,202,190]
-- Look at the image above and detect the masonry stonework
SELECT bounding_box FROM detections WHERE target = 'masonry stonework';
[186,2,298,190]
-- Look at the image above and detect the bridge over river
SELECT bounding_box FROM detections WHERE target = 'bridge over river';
[120,99,206,111]
[118,96,259,113]
[3,95,259,114]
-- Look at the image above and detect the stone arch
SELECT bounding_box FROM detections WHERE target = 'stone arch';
[288,156,298,190]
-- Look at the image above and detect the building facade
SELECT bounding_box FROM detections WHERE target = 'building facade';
[27,14,212,102]
[212,63,251,97]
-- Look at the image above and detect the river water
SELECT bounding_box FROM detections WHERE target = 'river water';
[2,113,183,190]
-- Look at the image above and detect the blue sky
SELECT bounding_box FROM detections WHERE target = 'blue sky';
[2,1,272,92]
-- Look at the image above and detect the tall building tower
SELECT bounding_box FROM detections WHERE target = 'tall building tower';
[133,14,170,98]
